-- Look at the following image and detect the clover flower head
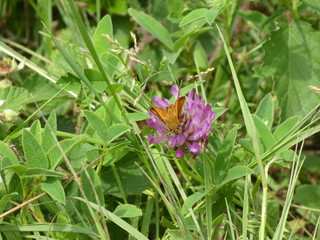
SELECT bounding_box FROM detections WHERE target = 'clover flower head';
[147,85,215,161]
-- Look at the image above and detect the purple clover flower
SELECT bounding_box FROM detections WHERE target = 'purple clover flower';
[147,85,215,161]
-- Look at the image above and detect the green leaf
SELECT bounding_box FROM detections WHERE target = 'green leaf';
[255,93,274,129]
[105,96,122,126]
[42,111,57,153]
[295,185,320,209]
[253,115,276,151]
[128,8,174,50]
[273,116,300,141]
[304,0,320,12]
[24,168,66,177]
[0,224,98,237]
[22,74,60,102]
[100,52,124,78]
[220,166,254,186]
[40,177,66,204]
[50,41,85,77]
[0,141,19,166]
[174,27,211,49]
[127,112,149,122]
[29,120,42,144]
[103,143,130,166]
[213,127,237,184]
[105,83,123,96]
[22,130,49,169]
[108,124,130,143]
[83,110,108,142]
[193,41,208,69]
[4,165,66,178]
[179,8,208,27]
[93,15,113,56]
[238,10,269,30]
[0,87,28,112]
[181,190,210,215]
[0,192,18,222]
[47,135,87,170]
[166,0,183,19]
[205,9,219,25]
[84,69,107,92]
[102,154,150,197]
[74,197,148,240]
[56,73,81,93]
[211,107,227,120]
[81,167,104,205]
[113,204,142,218]
[260,20,320,120]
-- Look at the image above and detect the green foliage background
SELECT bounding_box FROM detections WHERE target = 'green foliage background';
[0,0,319,239]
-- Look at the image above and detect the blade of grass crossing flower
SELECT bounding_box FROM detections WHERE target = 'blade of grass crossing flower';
[217,24,268,240]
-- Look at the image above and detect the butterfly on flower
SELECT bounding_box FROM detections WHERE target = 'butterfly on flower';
[147,85,215,161]
[149,96,186,133]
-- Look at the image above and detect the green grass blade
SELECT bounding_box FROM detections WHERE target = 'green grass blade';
[74,197,149,240]
[0,223,98,238]
[217,24,268,239]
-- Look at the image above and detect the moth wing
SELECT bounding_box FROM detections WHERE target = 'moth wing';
[150,107,167,122]
[176,96,186,114]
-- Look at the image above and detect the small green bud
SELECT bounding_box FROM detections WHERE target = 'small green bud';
[1,109,19,123]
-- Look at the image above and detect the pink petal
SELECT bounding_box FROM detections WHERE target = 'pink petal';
[171,84,179,99]
[153,96,171,107]
[175,148,184,158]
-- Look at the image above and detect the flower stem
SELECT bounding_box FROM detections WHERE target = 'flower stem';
[180,156,204,184]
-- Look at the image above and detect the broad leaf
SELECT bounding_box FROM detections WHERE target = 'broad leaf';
[179,8,208,27]
[47,135,87,170]
[42,111,57,153]
[261,20,320,120]
[0,141,19,166]
[0,193,18,216]
[108,124,130,143]
[181,190,210,215]
[81,167,104,205]
[29,120,42,143]
[253,115,276,151]
[220,166,254,186]
[22,74,60,102]
[213,127,237,184]
[128,8,174,50]
[93,15,113,56]
[295,185,320,210]
[4,165,66,178]
[0,87,28,112]
[40,177,66,204]
[273,116,300,141]
[83,110,108,142]
[255,93,274,129]
[84,69,107,92]
[113,204,142,218]
[22,130,49,169]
